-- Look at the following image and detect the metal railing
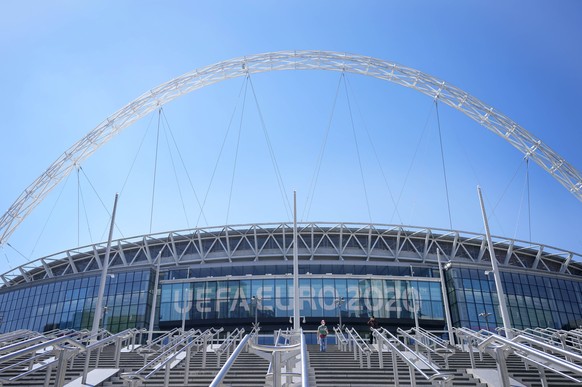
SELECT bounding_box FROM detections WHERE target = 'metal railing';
[398,327,455,368]
[136,328,193,366]
[501,327,582,356]
[455,327,582,387]
[374,327,454,387]
[0,328,140,387]
[333,326,348,352]
[247,328,307,387]
[214,327,245,367]
[120,328,222,386]
[210,327,261,387]
[344,327,372,368]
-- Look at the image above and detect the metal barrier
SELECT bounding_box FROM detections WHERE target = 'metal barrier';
[333,326,348,352]
[120,328,222,386]
[398,327,455,368]
[0,328,141,387]
[210,327,260,387]
[374,327,454,387]
[248,328,308,387]
[344,327,372,368]
[456,327,582,387]
[215,327,245,366]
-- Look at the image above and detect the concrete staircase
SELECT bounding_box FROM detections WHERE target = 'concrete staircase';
[308,344,487,386]
[103,347,269,386]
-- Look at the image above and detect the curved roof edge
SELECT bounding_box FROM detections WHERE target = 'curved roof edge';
[1,222,581,288]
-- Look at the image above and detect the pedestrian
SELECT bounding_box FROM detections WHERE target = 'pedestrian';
[367,315,379,344]
[318,319,329,352]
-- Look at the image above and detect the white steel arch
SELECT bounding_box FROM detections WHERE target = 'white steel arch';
[1,50,581,245]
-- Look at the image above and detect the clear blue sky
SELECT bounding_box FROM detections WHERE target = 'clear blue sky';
[1,1,581,272]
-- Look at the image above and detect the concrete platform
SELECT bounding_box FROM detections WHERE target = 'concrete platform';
[64,368,119,387]
[467,368,526,387]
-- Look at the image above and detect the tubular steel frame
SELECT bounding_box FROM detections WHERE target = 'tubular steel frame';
[0,222,579,288]
[1,50,581,246]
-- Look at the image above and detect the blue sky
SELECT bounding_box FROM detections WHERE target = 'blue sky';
[1,1,581,272]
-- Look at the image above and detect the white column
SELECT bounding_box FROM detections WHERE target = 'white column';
[477,186,512,338]
[91,193,119,338]
[437,249,455,345]
[293,191,300,331]
[147,252,162,343]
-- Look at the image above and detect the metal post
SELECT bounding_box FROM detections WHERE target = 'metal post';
[437,249,455,346]
[292,191,299,331]
[147,251,162,344]
[336,297,345,329]
[477,186,513,338]
[91,193,119,338]
[251,296,261,327]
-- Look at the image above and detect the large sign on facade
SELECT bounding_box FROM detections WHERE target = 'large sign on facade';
[160,278,444,322]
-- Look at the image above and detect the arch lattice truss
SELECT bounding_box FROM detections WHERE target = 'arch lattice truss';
[1,50,581,245]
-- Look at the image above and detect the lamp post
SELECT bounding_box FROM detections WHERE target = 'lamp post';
[335,297,345,330]
[479,312,492,332]
[251,296,262,327]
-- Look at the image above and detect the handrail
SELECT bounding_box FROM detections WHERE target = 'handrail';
[375,327,454,386]
[0,330,42,345]
[136,328,192,357]
[215,328,245,366]
[479,332,582,383]
[333,326,348,351]
[0,328,141,386]
[143,327,182,348]
[210,330,258,387]
[398,327,455,368]
[249,330,302,387]
[344,327,372,368]
[456,327,582,386]
[121,328,222,384]
[300,331,310,387]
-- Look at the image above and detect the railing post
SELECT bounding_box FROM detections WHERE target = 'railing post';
[54,349,70,387]
[43,364,53,387]
[82,347,91,385]
[494,346,511,387]
[378,340,384,369]
[164,360,171,386]
[115,336,122,368]
[538,366,549,387]
[392,351,400,387]
[408,363,416,386]
[272,350,281,387]
[202,335,208,368]
[466,337,475,369]
[183,345,191,384]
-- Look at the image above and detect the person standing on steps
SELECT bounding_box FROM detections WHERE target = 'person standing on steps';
[367,315,379,344]
[318,320,329,352]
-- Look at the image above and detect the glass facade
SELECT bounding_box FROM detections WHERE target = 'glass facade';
[0,223,581,335]
[0,270,152,333]
[448,268,582,331]
[159,277,445,324]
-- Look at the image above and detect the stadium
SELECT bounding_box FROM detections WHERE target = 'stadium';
[1,221,582,337]
[1,51,582,386]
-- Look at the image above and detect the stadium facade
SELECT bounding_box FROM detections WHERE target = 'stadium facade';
[1,222,581,335]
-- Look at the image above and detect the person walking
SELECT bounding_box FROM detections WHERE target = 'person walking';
[367,315,379,344]
[318,320,329,352]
